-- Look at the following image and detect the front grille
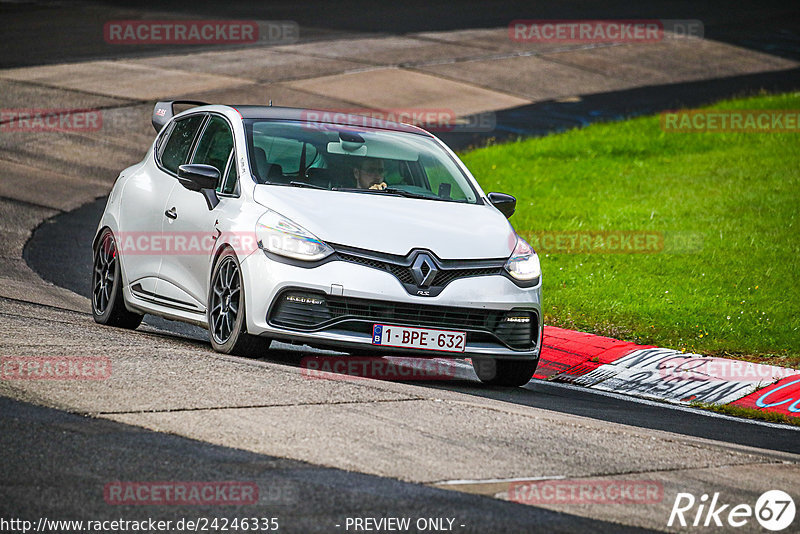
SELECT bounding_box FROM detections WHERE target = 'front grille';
[325,298,501,330]
[336,250,504,291]
[338,252,418,284]
[388,264,415,284]
[338,253,386,271]
[432,267,503,286]
[269,291,538,350]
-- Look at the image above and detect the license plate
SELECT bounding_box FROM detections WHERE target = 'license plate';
[372,324,466,353]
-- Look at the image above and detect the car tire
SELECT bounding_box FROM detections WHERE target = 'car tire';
[472,357,538,387]
[92,229,144,329]
[208,248,268,357]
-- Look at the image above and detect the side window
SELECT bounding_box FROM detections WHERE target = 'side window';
[192,115,234,178]
[160,115,205,174]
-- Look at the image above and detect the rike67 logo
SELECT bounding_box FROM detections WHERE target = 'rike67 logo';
[669,490,795,531]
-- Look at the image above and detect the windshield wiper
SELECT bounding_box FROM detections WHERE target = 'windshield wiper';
[280,184,440,200]
[331,187,436,200]
[380,187,432,200]
[287,181,326,190]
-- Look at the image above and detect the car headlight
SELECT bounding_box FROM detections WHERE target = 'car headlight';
[505,235,541,282]
[255,210,333,261]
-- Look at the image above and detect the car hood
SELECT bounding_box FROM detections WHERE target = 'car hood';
[252,186,516,259]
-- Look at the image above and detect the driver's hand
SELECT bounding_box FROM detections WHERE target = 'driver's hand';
[369,182,387,190]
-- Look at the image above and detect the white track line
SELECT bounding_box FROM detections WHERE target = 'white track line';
[433,475,566,486]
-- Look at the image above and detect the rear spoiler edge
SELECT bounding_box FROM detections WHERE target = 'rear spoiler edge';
[152,100,209,132]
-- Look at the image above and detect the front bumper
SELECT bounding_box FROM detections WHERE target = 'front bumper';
[241,251,542,359]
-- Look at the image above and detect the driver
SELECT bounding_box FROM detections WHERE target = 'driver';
[353,158,387,190]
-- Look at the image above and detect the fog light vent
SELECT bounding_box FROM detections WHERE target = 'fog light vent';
[495,312,534,349]
[270,291,332,328]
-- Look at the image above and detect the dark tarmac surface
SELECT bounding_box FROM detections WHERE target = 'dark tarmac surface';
[1,396,651,534]
[2,0,798,68]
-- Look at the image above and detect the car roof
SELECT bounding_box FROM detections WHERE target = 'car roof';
[229,105,433,136]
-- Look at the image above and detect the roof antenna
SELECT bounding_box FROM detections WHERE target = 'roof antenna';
[268,99,273,107]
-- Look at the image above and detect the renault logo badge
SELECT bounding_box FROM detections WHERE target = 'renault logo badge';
[411,254,438,287]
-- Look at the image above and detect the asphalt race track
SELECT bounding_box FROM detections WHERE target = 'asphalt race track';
[3,397,649,534]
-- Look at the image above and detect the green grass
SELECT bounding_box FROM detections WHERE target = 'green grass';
[460,92,800,368]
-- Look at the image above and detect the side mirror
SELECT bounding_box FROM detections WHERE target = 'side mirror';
[487,192,516,218]
[177,164,220,209]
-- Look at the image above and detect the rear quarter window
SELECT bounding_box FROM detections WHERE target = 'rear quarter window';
[160,114,205,174]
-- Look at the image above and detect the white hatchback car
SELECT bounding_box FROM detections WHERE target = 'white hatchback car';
[92,101,542,386]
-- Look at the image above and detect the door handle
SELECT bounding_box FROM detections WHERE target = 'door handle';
[164,207,177,220]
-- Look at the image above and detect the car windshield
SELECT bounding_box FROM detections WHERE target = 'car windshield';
[244,120,479,203]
